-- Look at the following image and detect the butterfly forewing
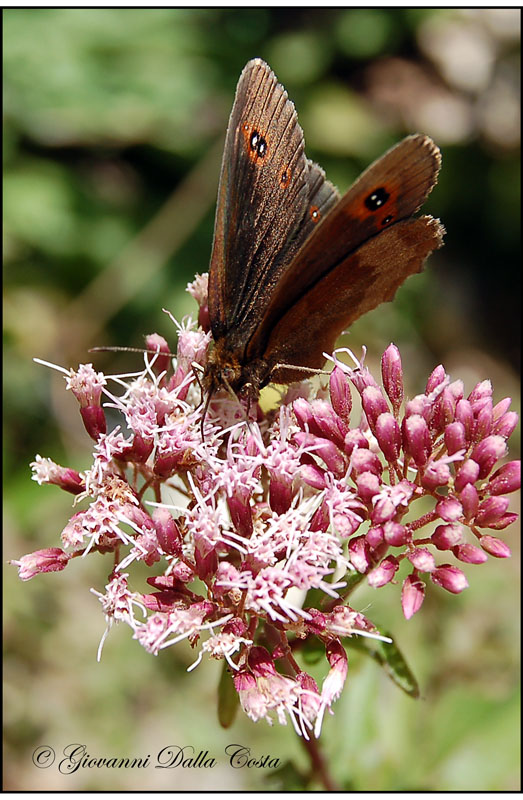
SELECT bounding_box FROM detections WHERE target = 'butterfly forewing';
[282,161,341,261]
[208,59,310,344]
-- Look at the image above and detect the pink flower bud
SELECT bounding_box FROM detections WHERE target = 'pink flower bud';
[310,399,348,444]
[125,504,155,532]
[117,433,154,464]
[350,448,383,477]
[248,646,276,677]
[426,364,446,394]
[459,483,479,520]
[365,526,384,548]
[455,399,474,442]
[12,548,71,581]
[431,523,463,550]
[431,564,468,594]
[349,535,371,572]
[323,640,348,704]
[333,511,362,538]
[371,497,396,525]
[300,462,327,489]
[349,366,380,394]
[471,396,492,415]
[474,496,510,527]
[296,672,322,722]
[447,379,464,404]
[80,405,107,440]
[444,421,466,455]
[436,496,463,522]
[343,429,369,456]
[471,435,507,479]
[172,561,194,583]
[479,535,512,558]
[492,397,512,419]
[452,544,488,564]
[455,458,480,492]
[362,386,389,433]
[402,414,431,466]
[383,521,408,546]
[421,459,451,490]
[484,513,519,530]
[294,432,347,477]
[234,668,257,692]
[487,461,521,495]
[197,301,210,331]
[329,366,352,425]
[472,400,493,443]
[430,388,457,435]
[145,333,171,377]
[293,398,315,431]
[381,344,404,414]
[495,403,516,434]
[402,574,425,619]
[194,536,218,581]
[407,547,436,572]
[227,495,253,538]
[305,608,328,635]
[375,413,401,462]
[405,395,430,420]
[367,556,399,587]
[153,508,182,556]
[356,471,381,502]
[153,451,181,478]
[468,379,492,404]
[223,617,248,638]
[310,500,330,533]
[269,474,293,515]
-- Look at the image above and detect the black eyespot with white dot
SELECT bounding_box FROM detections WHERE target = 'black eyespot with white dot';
[365,187,390,212]
[250,130,267,158]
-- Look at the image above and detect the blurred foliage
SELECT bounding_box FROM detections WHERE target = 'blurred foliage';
[3,8,520,792]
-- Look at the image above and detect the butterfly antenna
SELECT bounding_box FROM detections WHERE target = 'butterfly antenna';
[270,363,330,379]
[191,362,205,403]
[90,345,178,358]
[200,390,214,440]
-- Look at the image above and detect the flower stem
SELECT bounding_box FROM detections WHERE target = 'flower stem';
[300,734,339,791]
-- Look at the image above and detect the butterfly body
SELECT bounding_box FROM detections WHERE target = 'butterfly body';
[204,58,444,400]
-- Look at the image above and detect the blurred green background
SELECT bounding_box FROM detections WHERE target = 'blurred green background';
[3,8,520,791]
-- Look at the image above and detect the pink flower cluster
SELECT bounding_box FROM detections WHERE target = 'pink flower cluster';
[14,274,519,737]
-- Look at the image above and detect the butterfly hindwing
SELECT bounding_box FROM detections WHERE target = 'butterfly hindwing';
[246,135,442,363]
[266,215,445,383]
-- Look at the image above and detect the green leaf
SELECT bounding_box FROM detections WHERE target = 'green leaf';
[347,630,420,698]
[217,662,239,728]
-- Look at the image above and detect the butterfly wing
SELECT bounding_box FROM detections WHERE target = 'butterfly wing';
[208,59,311,345]
[246,134,443,365]
[263,215,444,383]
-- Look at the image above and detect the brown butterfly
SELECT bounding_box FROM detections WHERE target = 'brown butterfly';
[204,58,444,401]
